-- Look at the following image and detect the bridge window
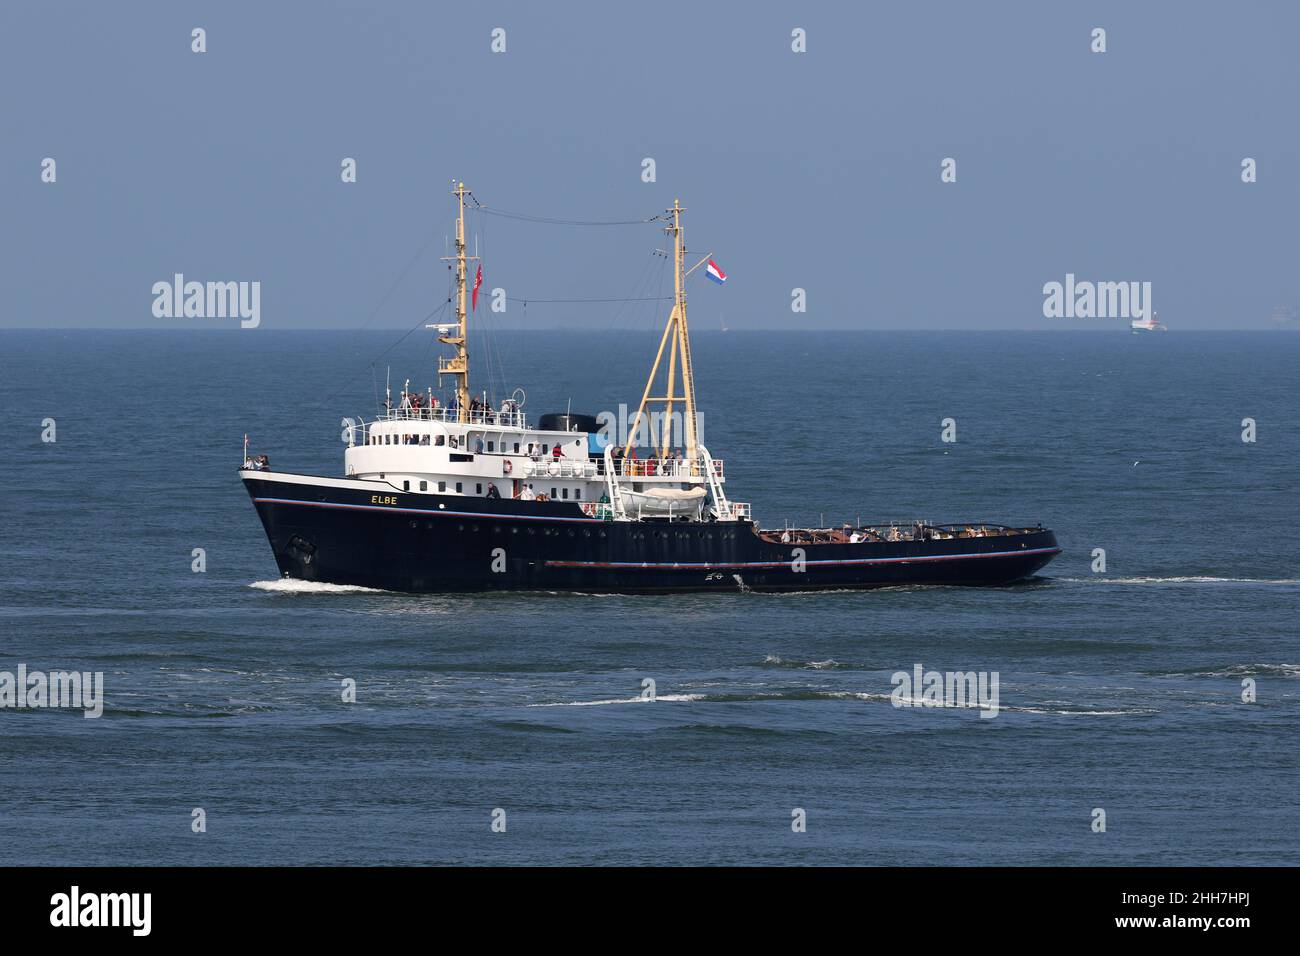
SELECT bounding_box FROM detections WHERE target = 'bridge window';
[435,435,446,446]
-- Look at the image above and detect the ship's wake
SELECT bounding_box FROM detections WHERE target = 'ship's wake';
[247,579,390,594]
[1059,576,1300,586]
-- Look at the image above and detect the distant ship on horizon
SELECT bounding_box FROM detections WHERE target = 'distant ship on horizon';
[1131,311,1168,334]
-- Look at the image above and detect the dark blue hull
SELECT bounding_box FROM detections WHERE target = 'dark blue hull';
[243,475,1061,593]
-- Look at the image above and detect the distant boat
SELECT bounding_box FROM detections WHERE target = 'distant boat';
[1131,311,1168,334]
[719,313,728,333]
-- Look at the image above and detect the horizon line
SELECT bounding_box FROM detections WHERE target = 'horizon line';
[2,326,1296,334]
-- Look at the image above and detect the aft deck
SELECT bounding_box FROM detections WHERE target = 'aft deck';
[757,523,1045,545]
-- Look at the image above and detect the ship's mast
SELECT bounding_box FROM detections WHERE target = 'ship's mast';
[438,181,476,422]
[626,198,704,461]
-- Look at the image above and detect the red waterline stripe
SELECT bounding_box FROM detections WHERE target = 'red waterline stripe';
[252,497,603,524]
[545,547,1062,570]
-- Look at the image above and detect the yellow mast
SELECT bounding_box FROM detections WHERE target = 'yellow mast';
[625,199,702,462]
[438,181,477,423]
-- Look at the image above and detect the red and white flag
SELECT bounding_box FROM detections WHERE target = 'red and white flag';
[472,264,483,311]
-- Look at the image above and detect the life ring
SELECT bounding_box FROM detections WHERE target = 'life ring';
[503,459,514,475]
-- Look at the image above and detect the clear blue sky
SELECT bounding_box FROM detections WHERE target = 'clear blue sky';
[3,0,1297,330]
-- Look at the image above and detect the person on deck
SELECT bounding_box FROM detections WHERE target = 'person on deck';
[485,483,501,499]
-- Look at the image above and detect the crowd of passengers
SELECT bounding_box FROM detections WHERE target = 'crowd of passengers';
[386,390,521,424]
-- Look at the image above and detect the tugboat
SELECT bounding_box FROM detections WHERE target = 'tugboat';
[240,182,1060,593]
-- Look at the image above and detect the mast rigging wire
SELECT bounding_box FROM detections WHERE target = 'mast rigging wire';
[467,192,660,227]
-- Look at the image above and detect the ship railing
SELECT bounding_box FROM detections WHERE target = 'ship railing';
[378,406,527,428]
[728,501,752,521]
[591,456,721,479]
[927,523,1039,537]
[522,459,600,479]
[760,522,1039,544]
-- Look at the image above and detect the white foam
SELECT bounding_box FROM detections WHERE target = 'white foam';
[529,693,704,708]
[248,579,389,594]
[762,655,841,669]
[1011,707,1154,716]
[854,692,1152,716]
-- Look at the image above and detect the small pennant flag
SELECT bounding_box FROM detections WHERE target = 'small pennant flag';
[705,259,727,285]
[472,264,483,310]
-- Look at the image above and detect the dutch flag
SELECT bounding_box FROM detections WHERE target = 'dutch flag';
[705,259,727,285]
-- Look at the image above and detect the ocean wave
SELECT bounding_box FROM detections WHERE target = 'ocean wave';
[528,688,1163,713]
[528,693,705,707]
[856,691,1154,715]
[1144,663,1300,679]
[761,655,848,670]
[1007,706,1157,716]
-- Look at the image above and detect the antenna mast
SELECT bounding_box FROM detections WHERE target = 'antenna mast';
[439,181,477,422]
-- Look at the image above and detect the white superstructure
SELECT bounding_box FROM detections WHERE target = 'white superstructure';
[340,403,735,521]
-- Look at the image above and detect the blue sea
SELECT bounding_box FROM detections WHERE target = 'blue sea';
[2,330,1297,865]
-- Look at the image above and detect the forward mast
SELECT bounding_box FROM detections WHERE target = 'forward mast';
[438,181,477,422]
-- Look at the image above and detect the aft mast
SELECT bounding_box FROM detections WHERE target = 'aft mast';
[626,198,708,461]
[438,181,477,422]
